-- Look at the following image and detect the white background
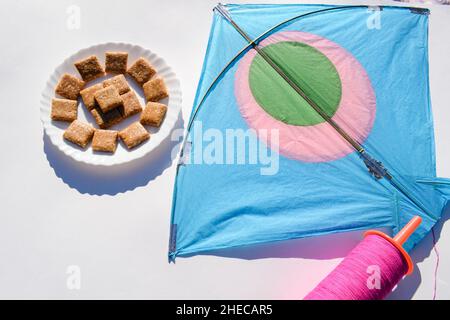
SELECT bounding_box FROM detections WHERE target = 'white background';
[0,0,449,299]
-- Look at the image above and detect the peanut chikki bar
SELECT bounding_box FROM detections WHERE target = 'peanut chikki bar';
[74,55,105,82]
[119,122,150,149]
[140,102,167,127]
[127,57,156,86]
[143,77,169,102]
[120,90,142,118]
[91,107,123,129]
[63,120,94,148]
[51,98,78,122]
[105,52,128,74]
[94,86,123,113]
[55,73,85,100]
[80,83,104,110]
[103,74,130,95]
[92,129,118,153]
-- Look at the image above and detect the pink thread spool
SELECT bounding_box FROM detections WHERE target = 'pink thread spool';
[304,216,421,300]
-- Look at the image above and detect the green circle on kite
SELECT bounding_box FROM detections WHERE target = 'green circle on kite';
[249,41,342,126]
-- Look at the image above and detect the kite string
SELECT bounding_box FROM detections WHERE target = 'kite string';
[431,227,440,300]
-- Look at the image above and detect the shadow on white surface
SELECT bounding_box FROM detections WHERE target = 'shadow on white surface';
[189,229,368,260]
[43,113,184,195]
[185,203,450,300]
[389,202,450,299]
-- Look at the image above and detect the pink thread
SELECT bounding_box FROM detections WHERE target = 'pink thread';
[304,235,408,300]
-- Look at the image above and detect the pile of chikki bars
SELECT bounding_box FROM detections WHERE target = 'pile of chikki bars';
[51,52,169,153]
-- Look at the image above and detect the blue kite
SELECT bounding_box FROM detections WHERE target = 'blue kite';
[169,3,450,261]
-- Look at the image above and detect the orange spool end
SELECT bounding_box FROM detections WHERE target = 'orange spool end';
[364,216,422,275]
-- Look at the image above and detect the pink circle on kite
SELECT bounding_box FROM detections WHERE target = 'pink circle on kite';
[234,31,376,162]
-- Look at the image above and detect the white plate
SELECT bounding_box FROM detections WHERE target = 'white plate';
[41,42,182,166]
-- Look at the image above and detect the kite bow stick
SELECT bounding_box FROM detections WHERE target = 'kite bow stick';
[214,3,437,221]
